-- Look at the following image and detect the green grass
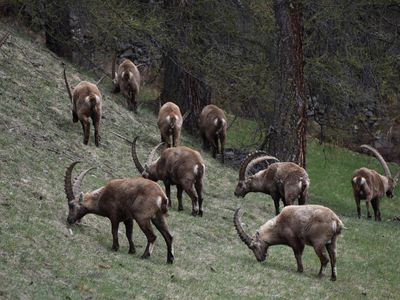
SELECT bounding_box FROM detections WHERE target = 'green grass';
[1,22,400,299]
[226,114,260,148]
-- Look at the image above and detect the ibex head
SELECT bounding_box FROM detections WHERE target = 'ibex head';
[234,151,279,197]
[361,145,400,197]
[234,208,268,262]
[131,137,164,181]
[64,161,94,224]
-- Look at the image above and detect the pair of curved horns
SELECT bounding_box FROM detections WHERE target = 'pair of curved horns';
[238,151,279,180]
[64,161,95,202]
[131,136,164,175]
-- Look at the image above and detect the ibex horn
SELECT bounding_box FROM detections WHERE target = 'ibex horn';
[64,161,80,203]
[72,167,95,198]
[146,142,164,167]
[131,136,145,175]
[245,155,279,177]
[360,145,391,177]
[234,208,253,250]
[238,151,270,181]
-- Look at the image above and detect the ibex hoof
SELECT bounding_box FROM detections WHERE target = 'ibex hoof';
[198,210,203,217]
[111,246,119,252]
[128,248,136,254]
[330,276,337,281]
[178,206,184,211]
[141,254,150,259]
[167,256,174,264]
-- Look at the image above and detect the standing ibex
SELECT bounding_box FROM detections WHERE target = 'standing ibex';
[351,145,399,221]
[157,102,184,148]
[234,205,344,281]
[131,137,206,216]
[198,104,227,163]
[64,68,102,146]
[64,161,174,263]
[111,53,140,113]
[234,151,309,215]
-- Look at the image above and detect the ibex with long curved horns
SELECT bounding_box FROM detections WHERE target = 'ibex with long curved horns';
[234,206,344,281]
[111,53,140,113]
[64,68,102,146]
[351,145,399,221]
[234,151,309,215]
[64,161,174,263]
[131,137,205,216]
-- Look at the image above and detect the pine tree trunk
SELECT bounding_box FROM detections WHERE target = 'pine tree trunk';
[44,0,72,59]
[262,0,307,168]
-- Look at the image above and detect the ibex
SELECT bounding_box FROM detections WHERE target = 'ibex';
[64,68,102,146]
[234,205,344,281]
[198,104,227,163]
[111,53,140,113]
[64,161,174,263]
[131,137,205,216]
[157,102,183,148]
[351,145,399,221]
[234,151,309,215]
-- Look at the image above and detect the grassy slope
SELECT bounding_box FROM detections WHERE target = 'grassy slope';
[0,23,399,299]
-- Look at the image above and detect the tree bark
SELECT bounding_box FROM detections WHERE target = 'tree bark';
[44,0,72,59]
[160,53,211,133]
[262,0,307,168]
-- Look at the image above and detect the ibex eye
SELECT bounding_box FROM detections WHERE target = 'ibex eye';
[68,204,74,209]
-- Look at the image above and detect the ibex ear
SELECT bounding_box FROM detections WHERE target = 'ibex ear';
[79,192,84,203]
[256,230,260,239]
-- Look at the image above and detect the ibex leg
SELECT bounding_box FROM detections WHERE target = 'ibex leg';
[326,237,337,281]
[371,198,381,221]
[124,219,135,254]
[151,215,174,264]
[177,185,184,211]
[314,244,329,278]
[137,220,157,259]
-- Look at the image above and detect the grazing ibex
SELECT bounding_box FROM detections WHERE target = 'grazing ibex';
[234,205,344,281]
[157,102,184,148]
[131,137,205,216]
[234,151,309,215]
[64,68,102,146]
[64,161,174,263]
[351,145,399,221]
[198,104,227,163]
[112,53,140,113]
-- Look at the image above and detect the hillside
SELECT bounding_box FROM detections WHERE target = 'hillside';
[1,22,400,299]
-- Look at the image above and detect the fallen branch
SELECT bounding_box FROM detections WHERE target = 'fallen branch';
[0,32,11,50]
[111,131,133,144]
[227,115,238,131]
[96,75,106,86]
